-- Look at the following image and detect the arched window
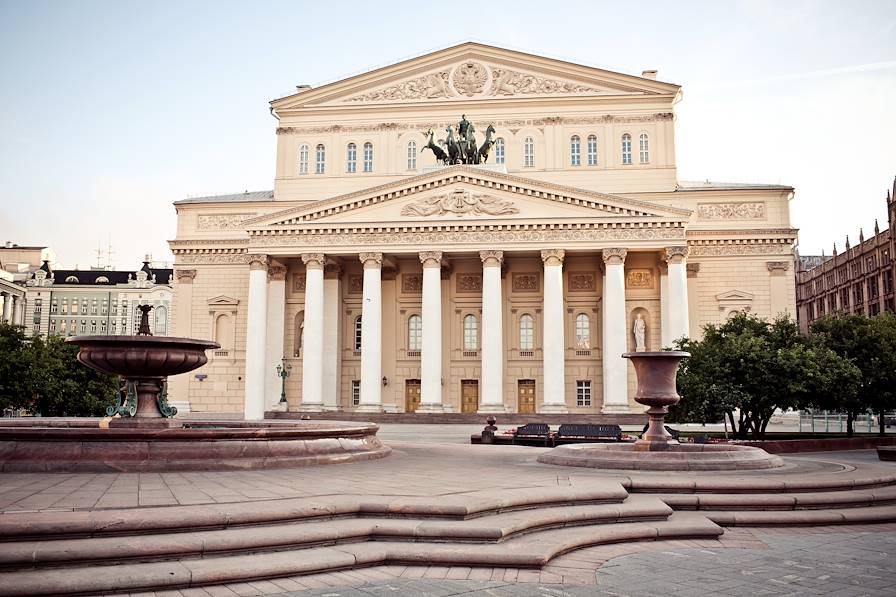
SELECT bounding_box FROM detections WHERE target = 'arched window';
[346,143,357,173]
[495,138,505,164]
[65,275,79,283]
[523,136,534,167]
[587,135,598,166]
[570,135,581,166]
[408,314,422,351]
[315,144,325,174]
[363,142,373,172]
[353,315,363,351]
[639,133,649,164]
[407,141,417,170]
[299,144,309,175]
[293,311,304,356]
[463,314,478,350]
[95,276,109,284]
[621,134,632,165]
[575,314,591,349]
[519,314,534,350]
[214,314,232,350]
[154,306,167,335]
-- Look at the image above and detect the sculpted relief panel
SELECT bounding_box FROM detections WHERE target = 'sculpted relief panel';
[196,213,256,230]
[697,203,765,220]
[400,189,519,217]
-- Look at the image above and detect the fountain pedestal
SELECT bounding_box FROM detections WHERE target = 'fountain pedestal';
[624,351,689,451]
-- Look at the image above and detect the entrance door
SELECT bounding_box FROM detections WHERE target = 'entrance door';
[518,379,536,414]
[405,379,421,413]
[461,380,479,413]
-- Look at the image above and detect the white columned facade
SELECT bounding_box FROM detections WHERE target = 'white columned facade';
[244,254,269,420]
[265,264,287,409]
[418,251,443,412]
[601,248,629,413]
[665,246,690,343]
[540,249,567,413]
[358,252,383,411]
[321,262,342,411]
[659,264,671,348]
[300,254,326,410]
[478,250,505,412]
[12,296,24,326]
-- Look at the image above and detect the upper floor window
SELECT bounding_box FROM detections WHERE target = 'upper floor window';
[575,313,591,349]
[621,134,632,165]
[408,314,422,351]
[495,138,505,164]
[407,141,417,170]
[639,133,650,164]
[347,143,357,173]
[519,314,534,350]
[570,135,581,166]
[363,142,373,172]
[523,136,534,167]
[354,315,363,351]
[587,134,598,166]
[315,144,325,174]
[299,144,309,175]
[463,314,478,350]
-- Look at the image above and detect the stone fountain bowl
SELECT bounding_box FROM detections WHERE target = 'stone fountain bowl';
[66,335,220,378]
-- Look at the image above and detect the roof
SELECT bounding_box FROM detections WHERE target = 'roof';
[175,190,274,205]
[46,268,173,286]
[676,181,794,192]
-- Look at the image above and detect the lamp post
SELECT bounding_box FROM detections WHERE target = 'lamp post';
[276,361,292,406]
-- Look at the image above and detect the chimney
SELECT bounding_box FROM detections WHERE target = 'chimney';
[295,85,313,93]
[641,70,658,80]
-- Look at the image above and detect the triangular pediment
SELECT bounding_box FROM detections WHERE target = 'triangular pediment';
[244,166,691,230]
[272,42,679,109]
[716,290,755,301]
[207,295,240,307]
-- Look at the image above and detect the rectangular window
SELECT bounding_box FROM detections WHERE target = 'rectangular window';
[587,135,598,166]
[71,303,78,314]
[576,380,592,407]
[50,301,58,314]
[351,380,361,406]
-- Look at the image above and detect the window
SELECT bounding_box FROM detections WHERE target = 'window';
[523,136,534,167]
[576,380,592,407]
[570,135,581,166]
[407,141,417,170]
[621,134,632,165]
[495,138,505,164]
[214,314,232,350]
[351,380,361,406]
[80,320,86,333]
[50,301,58,314]
[65,275,79,283]
[354,316,363,351]
[346,143,357,173]
[587,134,598,166]
[71,302,78,314]
[463,314,478,350]
[299,144,309,175]
[154,306,167,335]
[95,276,109,284]
[408,314,422,351]
[363,142,373,172]
[639,133,649,164]
[575,313,591,349]
[293,311,304,357]
[519,314,534,350]
[315,144,325,174]
[90,320,97,333]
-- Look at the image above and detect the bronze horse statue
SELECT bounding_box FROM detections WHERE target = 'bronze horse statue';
[464,123,478,164]
[478,125,496,164]
[444,126,461,164]
[421,128,449,164]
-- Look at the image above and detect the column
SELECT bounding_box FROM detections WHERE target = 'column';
[243,254,269,420]
[167,269,196,409]
[665,246,690,342]
[321,262,342,411]
[601,248,629,413]
[358,252,383,412]
[686,263,700,338]
[659,263,671,347]
[541,249,567,413]
[12,296,24,326]
[418,251,443,411]
[479,250,505,412]
[1,293,10,323]
[265,263,288,409]
[300,254,325,410]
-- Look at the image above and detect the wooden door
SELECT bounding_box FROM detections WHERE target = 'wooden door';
[461,380,479,413]
[518,380,536,414]
[405,379,421,413]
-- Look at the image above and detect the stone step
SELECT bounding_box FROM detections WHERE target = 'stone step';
[660,484,896,511]
[0,514,722,597]
[0,497,672,570]
[705,504,896,526]
[621,471,896,494]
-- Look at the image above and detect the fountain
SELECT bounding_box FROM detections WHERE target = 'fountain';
[538,351,783,471]
[0,306,390,472]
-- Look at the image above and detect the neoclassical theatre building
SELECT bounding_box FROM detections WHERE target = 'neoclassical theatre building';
[168,43,798,418]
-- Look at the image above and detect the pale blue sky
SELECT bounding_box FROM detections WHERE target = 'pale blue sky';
[1,0,894,269]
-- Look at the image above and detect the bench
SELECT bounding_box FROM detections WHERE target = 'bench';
[513,423,552,446]
[555,424,623,444]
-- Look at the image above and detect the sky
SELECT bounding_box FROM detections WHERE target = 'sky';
[1,0,894,269]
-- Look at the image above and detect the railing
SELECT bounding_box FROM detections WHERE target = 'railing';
[462,350,478,357]
[214,350,229,357]
[575,349,592,356]
[518,350,534,357]
[407,350,421,357]
[799,410,896,433]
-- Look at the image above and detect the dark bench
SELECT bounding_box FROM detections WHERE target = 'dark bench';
[555,424,623,444]
[513,423,552,446]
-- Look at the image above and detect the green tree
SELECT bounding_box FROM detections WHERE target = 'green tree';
[803,344,863,436]
[0,323,31,413]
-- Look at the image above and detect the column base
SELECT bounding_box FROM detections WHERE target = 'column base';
[269,402,289,413]
[539,403,569,414]
[319,404,341,412]
[354,404,384,413]
[601,404,635,414]
[297,402,325,412]
[415,403,445,413]
[477,404,507,414]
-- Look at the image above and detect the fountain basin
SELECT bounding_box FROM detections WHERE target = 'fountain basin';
[537,442,784,471]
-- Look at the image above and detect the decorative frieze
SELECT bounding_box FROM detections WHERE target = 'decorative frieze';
[402,274,423,293]
[625,269,654,289]
[456,274,483,293]
[688,243,791,257]
[346,71,451,102]
[697,202,765,220]
[491,67,599,96]
[400,189,519,217]
[568,272,596,292]
[512,273,539,293]
[196,213,256,230]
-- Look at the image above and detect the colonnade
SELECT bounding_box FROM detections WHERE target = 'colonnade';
[0,291,25,326]
[242,247,690,419]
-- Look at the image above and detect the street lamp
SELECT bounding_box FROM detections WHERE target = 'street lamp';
[276,361,292,406]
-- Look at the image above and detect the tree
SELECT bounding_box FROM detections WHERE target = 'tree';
[0,323,31,413]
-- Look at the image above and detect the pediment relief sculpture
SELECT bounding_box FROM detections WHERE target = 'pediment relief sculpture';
[491,67,599,96]
[400,188,519,217]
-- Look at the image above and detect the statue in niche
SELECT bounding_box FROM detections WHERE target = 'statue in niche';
[633,313,647,352]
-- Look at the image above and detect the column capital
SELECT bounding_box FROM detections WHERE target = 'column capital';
[479,250,504,267]
[663,246,689,264]
[686,263,700,278]
[268,265,288,281]
[246,254,269,271]
[540,249,565,267]
[174,269,196,283]
[601,248,627,266]
[301,253,326,269]
[419,251,443,268]
[324,261,342,279]
[766,261,790,275]
[359,252,383,268]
